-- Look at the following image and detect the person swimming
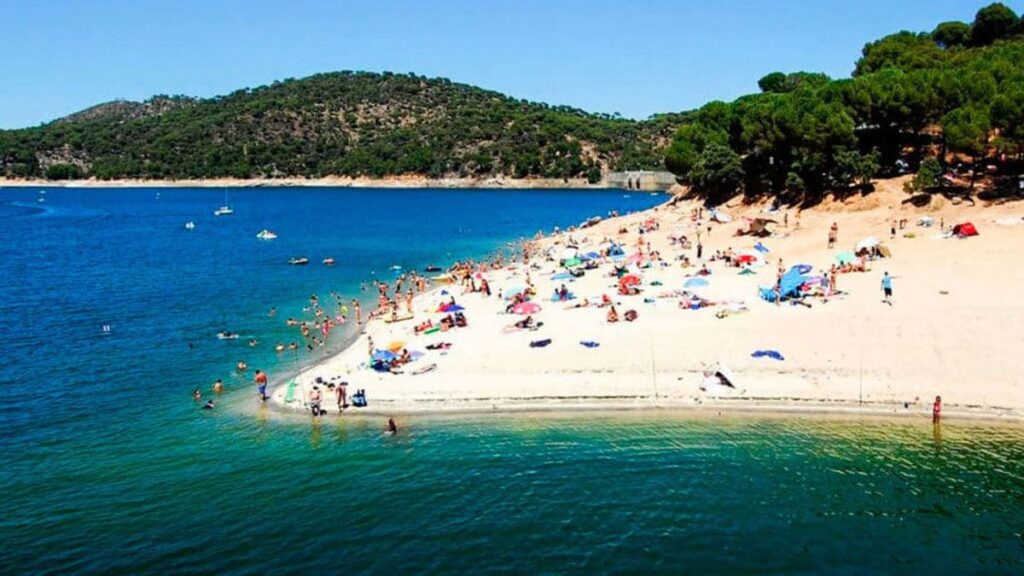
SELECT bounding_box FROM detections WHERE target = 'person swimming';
[203,400,215,410]
[386,418,397,435]
[192,389,202,401]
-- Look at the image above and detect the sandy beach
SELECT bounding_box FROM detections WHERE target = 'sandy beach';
[270,176,1024,419]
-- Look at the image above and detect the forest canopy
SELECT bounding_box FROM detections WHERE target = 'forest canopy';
[664,2,1024,204]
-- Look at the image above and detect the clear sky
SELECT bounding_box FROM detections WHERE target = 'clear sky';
[0,0,1019,128]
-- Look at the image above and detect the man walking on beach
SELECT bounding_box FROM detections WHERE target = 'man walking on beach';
[254,370,268,401]
[881,272,893,305]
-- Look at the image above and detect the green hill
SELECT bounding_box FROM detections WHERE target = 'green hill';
[0,72,684,182]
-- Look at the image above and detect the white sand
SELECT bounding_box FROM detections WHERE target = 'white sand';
[271,178,1024,419]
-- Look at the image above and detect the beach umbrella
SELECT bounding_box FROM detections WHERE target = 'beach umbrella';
[387,341,406,352]
[856,237,880,251]
[835,251,856,265]
[684,277,709,289]
[581,251,601,261]
[551,272,573,280]
[620,274,642,287]
[513,302,541,315]
[504,285,526,298]
[439,304,464,313]
[737,254,757,265]
[626,253,644,264]
[563,257,583,268]
[372,349,397,361]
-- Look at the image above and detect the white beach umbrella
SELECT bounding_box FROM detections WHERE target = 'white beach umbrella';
[856,237,880,251]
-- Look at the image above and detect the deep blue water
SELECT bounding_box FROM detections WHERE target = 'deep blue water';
[2,187,1023,574]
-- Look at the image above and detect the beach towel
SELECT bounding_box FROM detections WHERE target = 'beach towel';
[751,350,785,361]
[529,338,552,348]
[283,378,298,403]
[411,363,437,375]
[580,341,600,348]
[754,242,770,254]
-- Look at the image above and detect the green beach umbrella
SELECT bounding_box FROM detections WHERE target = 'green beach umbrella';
[563,257,582,268]
[835,251,856,265]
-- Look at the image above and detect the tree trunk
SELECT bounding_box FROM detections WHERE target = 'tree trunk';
[968,156,978,193]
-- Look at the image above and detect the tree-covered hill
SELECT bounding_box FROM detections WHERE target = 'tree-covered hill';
[0,72,684,182]
[665,2,1024,204]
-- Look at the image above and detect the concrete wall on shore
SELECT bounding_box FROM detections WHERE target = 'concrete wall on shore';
[605,171,678,191]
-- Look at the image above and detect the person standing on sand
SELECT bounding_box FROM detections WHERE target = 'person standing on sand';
[254,370,268,401]
[828,222,838,249]
[406,289,414,314]
[881,272,893,305]
[337,381,348,411]
[933,395,942,424]
[696,242,703,260]
[829,267,837,296]
[352,299,362,325]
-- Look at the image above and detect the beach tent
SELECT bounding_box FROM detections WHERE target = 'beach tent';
[856,237,880,252]
[953,222,979,237]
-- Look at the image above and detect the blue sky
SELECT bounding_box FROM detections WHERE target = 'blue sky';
[0,0,1018,128]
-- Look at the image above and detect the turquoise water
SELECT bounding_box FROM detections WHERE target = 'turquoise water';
[2,188,1023,572]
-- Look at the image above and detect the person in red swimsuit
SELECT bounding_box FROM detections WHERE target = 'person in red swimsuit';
[932,395,942,424]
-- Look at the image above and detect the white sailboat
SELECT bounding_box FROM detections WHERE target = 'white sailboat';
[213,189,234,216]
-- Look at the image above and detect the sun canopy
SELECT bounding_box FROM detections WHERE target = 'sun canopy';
[856,237,880,251]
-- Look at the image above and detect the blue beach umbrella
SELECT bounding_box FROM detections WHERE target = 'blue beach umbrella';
[684,277,709,289]
[504,285,526,298]
[551,272,573,280]
[372,349,398,361]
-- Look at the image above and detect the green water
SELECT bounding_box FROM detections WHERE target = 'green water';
[3,410,1022,573]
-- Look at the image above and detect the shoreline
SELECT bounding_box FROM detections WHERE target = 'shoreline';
[0,175,660,190]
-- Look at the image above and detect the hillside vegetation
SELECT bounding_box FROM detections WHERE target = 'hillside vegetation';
[0,72,685,182]
[665,2,1024,204]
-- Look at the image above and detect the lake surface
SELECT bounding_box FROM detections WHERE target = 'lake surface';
[1,187,1022,573]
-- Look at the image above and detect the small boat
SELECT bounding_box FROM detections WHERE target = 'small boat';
[184,221,196,230]
[213,189,234,216]
[424,265,442,273]
[288,257,310,266]
[322,257,336,266]
[256,229,277,240]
